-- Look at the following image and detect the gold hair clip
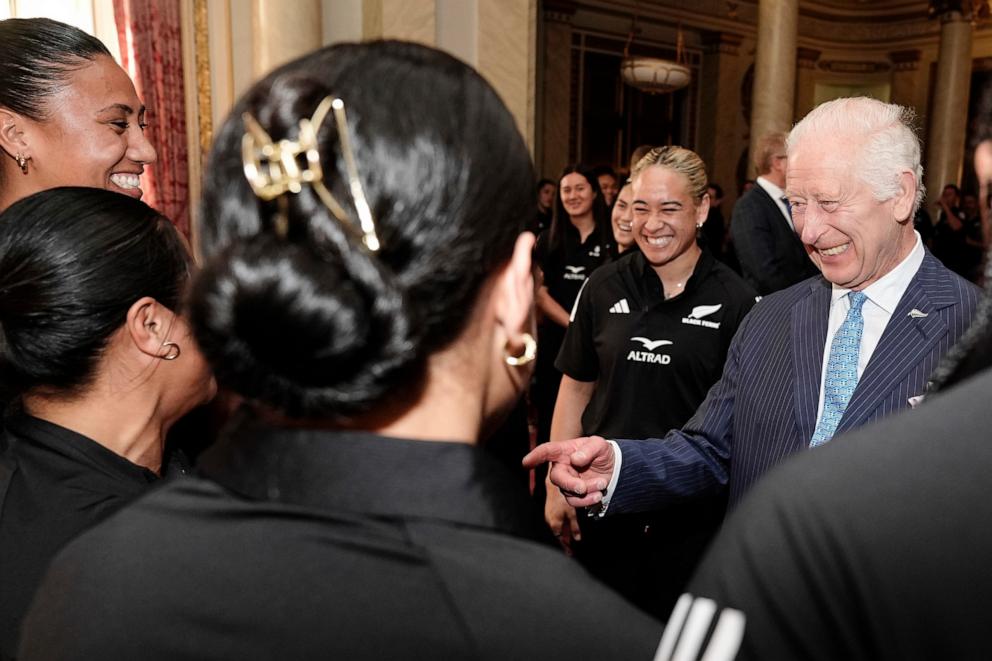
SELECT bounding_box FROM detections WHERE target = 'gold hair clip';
[241,96,380,251]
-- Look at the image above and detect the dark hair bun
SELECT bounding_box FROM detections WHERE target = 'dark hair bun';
[195,41,535,418]
[190,236,416,418]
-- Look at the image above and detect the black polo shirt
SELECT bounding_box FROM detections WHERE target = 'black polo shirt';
[19,421,664,660]
[534,223,612,313]
[0,415,159,660]
[557,250,757,440]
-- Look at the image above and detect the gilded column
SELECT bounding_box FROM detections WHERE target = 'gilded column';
[925,9,974,208]
[748,0,798,177]
[251,0,322,78]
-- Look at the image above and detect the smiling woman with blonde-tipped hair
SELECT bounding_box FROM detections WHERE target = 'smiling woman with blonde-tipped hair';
[545,145,757,619]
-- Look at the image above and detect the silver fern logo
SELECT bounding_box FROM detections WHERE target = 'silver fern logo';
[682,303,722,329]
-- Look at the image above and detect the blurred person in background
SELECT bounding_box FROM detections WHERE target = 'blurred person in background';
[531,177,555,234]
[611,180,636,255]
[731,132,818,295]
[531,164,614,506]
[594,165,620,207]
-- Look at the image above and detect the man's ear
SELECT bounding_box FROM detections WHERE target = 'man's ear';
[892,170,918,222]
[0,108,31,161]
[125,296,177,359]
[773,153,788,178]
[494,232,536,344]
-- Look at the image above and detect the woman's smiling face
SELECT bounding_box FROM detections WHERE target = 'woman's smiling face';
[21,55,157,199]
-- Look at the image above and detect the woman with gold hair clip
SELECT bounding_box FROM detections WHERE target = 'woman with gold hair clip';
[19,41,663,659]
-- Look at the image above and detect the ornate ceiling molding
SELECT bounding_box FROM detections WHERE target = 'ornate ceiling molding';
[797,47,822,69]
[567,0,948,50]
[702,30,743,55]
[817,59,893,73]
[889,48,923,70]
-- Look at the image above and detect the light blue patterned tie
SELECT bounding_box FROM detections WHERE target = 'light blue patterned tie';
[810,291,868,448]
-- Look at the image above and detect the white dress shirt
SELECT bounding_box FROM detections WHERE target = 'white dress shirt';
[814,231,925,425]
[755,176,794,231]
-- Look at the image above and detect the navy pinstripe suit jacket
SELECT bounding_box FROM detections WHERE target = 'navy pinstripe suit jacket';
[611,251,980,512]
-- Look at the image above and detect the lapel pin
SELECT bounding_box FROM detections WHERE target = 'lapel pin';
[908,309,928,318]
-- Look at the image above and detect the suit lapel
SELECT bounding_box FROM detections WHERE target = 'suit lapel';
[755,183,806,250]
[754,185,787,228]
[792,279,831,448]
[836,255,951,435]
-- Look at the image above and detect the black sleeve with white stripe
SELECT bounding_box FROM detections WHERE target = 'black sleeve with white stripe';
[555,277,598,382]
[653,593,745,661]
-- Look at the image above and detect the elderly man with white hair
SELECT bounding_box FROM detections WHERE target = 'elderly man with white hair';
[524,96,979,537]
[659,96,992,660]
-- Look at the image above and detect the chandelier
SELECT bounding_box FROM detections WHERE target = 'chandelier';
[620,7,691,95]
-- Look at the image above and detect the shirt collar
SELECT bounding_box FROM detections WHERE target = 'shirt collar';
[196,413,546,540]
[632,248,714,296]
[4,414,159,485]
[756,176,785,201]
[829,231,925,313]
[564,221,605,249]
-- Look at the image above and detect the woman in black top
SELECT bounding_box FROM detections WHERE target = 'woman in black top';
[19,42,662,660]
[531,177,556,234]
[546,147,757,618]
[0,18,156,212]
[532,165,613,443]
[531,165,614,511]
[612,180,636,254]
[0,188,215,659]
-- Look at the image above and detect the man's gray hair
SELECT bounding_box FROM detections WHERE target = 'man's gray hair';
[787,97,925,214]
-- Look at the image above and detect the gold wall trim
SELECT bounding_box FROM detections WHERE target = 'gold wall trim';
[180,0,212,256]
[194,0,212,163]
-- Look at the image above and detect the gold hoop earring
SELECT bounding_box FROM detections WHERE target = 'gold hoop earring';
[504,333,537,367]
[15,154,28,174]
[161,342,181,361]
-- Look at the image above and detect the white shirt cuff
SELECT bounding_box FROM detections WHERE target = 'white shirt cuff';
[591,440,622,517]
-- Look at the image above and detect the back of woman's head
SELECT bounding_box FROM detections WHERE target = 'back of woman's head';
[193,41,535,419]
[0,17,111,120]
[0,187,190,402]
